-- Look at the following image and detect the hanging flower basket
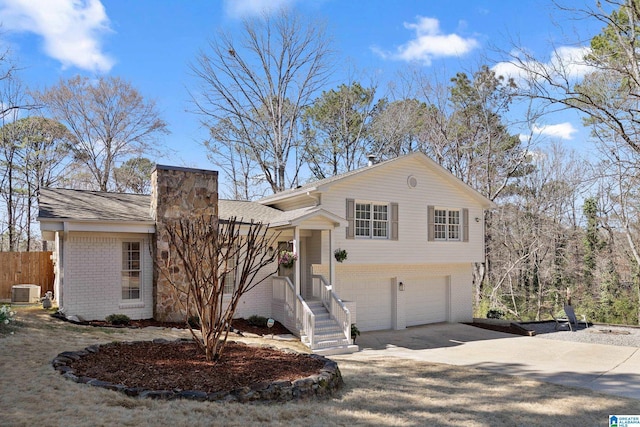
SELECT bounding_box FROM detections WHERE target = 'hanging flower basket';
[334,248,348,263]
[278,250,298,269]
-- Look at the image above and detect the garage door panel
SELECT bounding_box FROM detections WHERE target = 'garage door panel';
[405,276,448,326]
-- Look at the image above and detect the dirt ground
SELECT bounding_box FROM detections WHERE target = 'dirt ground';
[1,306,639,427]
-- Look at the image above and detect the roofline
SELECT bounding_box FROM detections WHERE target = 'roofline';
[37,217,155,225]
[154,164,218,176]
[259,152,496,209]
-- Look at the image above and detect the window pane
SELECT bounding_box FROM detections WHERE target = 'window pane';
[223,257,236,294]
[373,204,388,237]
[122,242,141,300]
[434,210,447,240]
[449,210,460,240]
[355,204,371,237]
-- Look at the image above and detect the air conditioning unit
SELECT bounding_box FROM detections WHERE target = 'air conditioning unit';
[11,284,41,304]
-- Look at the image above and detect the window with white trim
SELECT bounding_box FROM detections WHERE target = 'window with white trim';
[434,208,460,241]
[355,202,388,238]
[122,241,141,300]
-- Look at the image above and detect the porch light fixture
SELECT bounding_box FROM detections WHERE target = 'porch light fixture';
[399,281,405,291]
[475,217,481,223]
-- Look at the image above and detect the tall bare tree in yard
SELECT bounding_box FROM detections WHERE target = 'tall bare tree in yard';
[191,10,332,195]
[488,144,585,319]
[159,216,278,362]
[34,76,168,191]
[503,0,640,321]
[8,117,71,250]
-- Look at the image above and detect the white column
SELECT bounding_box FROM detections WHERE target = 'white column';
[329,228,336,290]
[294,226,300,295]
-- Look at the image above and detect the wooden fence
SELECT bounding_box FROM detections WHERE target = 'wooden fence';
[0,252,54,301]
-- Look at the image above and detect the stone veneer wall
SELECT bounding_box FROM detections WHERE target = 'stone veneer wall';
[150,165,218,321]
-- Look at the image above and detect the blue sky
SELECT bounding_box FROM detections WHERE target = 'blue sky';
[0,0,598,169]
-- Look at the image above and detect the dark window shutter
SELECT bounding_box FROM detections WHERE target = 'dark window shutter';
[346,199,355,239]
[427,205,434,241]
[462,208,469,242]
[390,203,399,240]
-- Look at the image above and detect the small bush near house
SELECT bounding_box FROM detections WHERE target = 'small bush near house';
[351,324,360,340]
[105,314,131,326]
[188,315,201,329]
[486,309,504,319]
[247,315,268,327]
[0,305,16,333]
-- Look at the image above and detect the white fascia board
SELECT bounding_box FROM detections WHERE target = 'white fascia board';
[40,219,155,234]
[289,208,348,228]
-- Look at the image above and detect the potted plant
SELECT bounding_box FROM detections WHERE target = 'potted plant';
[334,248,348,263]
[351,323,360,343]
[278,250,298,269]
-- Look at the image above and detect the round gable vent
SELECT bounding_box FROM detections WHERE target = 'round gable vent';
[407,175,418,188]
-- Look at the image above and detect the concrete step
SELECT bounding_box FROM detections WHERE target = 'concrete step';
[313,344,359,356]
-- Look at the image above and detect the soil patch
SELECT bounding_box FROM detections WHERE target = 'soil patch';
[465,321,535,336]
[57,314,292,336]
[67,340,324,394]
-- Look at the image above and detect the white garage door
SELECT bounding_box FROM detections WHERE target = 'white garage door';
[405,276,448,326]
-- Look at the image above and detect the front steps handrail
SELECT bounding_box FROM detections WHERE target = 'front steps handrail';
[312,274,351,345]
[272,276,315,347]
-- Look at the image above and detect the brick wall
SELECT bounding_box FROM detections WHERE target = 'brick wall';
[65,233,153,320]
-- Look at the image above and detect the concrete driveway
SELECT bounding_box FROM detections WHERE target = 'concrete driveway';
[343,323,640,400]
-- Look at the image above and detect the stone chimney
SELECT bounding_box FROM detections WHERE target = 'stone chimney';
[150,165,218,321]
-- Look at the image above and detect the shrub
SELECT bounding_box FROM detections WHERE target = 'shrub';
[486,309,504,319]
[247,315,268,327]
[0,305,16,326]
[188,315,201,328]
[351,323,360,338]
[105,314,131,326]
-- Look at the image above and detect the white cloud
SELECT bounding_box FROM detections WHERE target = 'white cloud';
[493,46,593,83]
[374,16,479,65]
[223,0,296,18]
[0,0,114,73]
[520,122,577,141]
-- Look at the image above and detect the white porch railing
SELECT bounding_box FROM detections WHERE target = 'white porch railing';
[271,276,315,346]
[312,274,351,345]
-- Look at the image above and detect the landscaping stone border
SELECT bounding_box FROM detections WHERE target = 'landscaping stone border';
[52,339,343,402]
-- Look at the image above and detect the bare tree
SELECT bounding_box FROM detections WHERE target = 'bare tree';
[34,76,168,191]
[488,144,585,320]
[159,216,278,362]
[191,9,332,195]
[0,77,28,251]
[303,82,378,179]
[113,157,154,194]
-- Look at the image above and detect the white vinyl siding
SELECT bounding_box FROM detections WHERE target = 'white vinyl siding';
[325,156,482,264]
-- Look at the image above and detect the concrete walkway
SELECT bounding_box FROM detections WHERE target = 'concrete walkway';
[343,323,640,400]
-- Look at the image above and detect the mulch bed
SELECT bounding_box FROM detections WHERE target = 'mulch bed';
[68,340,325,394]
